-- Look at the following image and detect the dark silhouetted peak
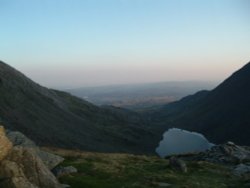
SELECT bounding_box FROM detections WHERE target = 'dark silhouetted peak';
[212,61,250,97]
[150,61,250,146]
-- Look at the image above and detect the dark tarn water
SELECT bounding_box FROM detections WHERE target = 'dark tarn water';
[156,128,214,158]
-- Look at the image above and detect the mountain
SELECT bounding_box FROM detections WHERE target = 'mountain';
[0,61,156,154]
[149,61,250,145]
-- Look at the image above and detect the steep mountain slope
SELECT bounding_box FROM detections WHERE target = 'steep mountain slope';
[0,61,156,153]
[150,62,250,145]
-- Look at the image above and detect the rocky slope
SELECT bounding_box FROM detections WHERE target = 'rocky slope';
[0,61,156,154]
[149,61,250,145]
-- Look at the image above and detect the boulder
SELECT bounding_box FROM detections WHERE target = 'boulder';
[169,156,187,173]
[233,163,250,177]
[155,182,172,187]
[52,166,77,178]
[6,130,64,169]
[0,126,13,161]
[0,160,39,188]
[0,146,62,188]
[61,184,71,188]
[38,150,65,170]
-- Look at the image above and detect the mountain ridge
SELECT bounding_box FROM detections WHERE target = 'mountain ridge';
[149,61,250,145]
[0,60,156,154]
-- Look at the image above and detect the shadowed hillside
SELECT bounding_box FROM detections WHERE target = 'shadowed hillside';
[0,61,157,154]
[149,61,250,145]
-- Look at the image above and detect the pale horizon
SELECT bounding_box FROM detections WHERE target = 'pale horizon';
[1,0,250,88]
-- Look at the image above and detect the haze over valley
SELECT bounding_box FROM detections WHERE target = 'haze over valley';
[67,81,217,110]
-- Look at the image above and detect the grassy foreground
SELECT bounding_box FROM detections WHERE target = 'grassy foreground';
[44,148,248,188]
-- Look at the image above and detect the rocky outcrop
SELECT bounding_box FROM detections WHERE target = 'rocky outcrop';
[175,142,250,178]
[0,126,12,161]
[0,146,61,188]
[182,142,250,164]
[0,126,63,188]
[6,130,64,170]
[233,163,250,177]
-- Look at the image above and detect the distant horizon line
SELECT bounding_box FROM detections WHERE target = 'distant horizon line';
[56,80,220,90]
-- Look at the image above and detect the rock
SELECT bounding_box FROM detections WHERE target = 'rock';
[179,142,250,165]
[52,166,78,178]
[38,150,65,170]
[6,130,36,148]
[233,163,250,176]
[0,146,62,188]
[169,156,187,173]
[61,184,71,188]
[0,160,39,188]
[0,126,13,161]
[0,127,63,188]
[156,182,172,187]
[6,130,64,170]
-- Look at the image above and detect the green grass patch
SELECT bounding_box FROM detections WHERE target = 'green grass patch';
[58,153,246,188]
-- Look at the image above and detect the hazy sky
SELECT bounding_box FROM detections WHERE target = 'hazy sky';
[0,0,250,88]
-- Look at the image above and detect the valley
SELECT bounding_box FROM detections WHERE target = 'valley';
[1,0,249,187]
[1,60,250,188]
[67,81,216,111]
[1,60,250,153]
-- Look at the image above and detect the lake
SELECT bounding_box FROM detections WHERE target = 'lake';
[156,128,214,158]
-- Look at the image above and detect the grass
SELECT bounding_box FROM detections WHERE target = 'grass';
[43,148,248,188]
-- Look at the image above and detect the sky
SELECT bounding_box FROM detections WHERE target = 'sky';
[0,0,250,88]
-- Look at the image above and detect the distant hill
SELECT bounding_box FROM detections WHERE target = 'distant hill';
[0,61,156,154]
[67,81,216,111]
[149,61,250,145]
